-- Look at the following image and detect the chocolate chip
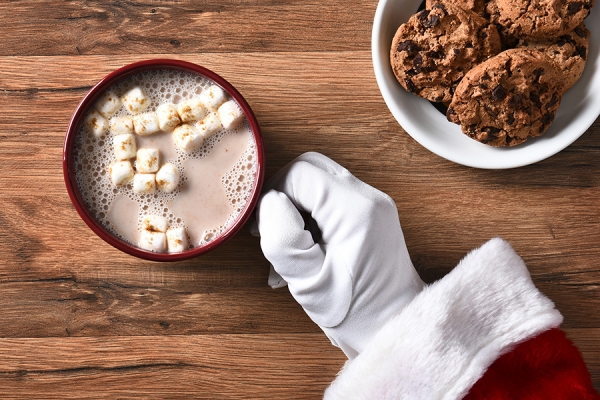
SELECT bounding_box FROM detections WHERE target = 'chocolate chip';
[574,25,587,38]
[532,68,544,83]
[397,40,411,51]
[557,35,574,47]
[480,31,488,39]
[457,66,463,72]
[546,93,559,108]
[426,50,444,59]
[424,15,441,28]
[483,126,500,135]
[446,105,458,122]
[453,48,460,55]
[506,113,515,125]
[417,9,430,23]
[406,68,418,76]
[466,42,474,48]
[567,2,583,14]
[397,40,420,55]
[575,45,587,59]
[509,94,523,107]
[405,78,418,93]
[481,127,501,143]
[484,105,498,118]
[492,84,507,101]
[468,124,478,136]
[537,84,548,95]
[541,112,555,125]
[432,3,447,11]
[530,92,541,108]
[413,53,423,72]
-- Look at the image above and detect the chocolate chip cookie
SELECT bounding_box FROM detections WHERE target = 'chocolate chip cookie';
[425,0,487,15]
[447,49,564,146]
[518,23,590,92]
[486,0,594,39]
[390,4,501,103]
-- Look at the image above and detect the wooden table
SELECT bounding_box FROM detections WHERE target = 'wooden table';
[0,1,598,398]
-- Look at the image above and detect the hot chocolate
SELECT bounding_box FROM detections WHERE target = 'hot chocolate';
[72,68,258,253]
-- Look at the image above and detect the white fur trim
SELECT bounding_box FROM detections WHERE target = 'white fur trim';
[324,238,563,400]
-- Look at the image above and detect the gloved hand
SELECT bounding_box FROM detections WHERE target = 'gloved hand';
[255,152,424,358]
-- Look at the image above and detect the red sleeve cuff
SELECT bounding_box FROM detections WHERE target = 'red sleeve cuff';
[465,328,600,400]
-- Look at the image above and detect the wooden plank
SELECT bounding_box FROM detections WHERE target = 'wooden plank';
[0,334,346,398]
[0,1,375,57]
[0,331,595,397]
[0,279,322,337]
[565,329,600,391]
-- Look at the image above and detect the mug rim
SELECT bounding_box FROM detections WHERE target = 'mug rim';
[63,59,265,261]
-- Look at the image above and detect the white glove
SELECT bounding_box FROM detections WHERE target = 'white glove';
[256,152,424,358]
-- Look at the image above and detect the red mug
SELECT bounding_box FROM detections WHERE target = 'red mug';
[63,59,265,261]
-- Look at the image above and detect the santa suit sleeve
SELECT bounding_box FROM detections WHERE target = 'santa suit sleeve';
[324,238,599,400]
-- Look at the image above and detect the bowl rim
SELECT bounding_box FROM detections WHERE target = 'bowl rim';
[63,59,265,262]
[371,0,600,169]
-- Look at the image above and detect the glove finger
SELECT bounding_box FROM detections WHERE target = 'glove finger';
[293,152,353,178]
[264,152,356,193]
[270,160,377,240]
[257,190,325,280]
[257,189,353,328]
[251,152,340,239]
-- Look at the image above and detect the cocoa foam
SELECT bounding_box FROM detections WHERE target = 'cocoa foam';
[73,69,258,251]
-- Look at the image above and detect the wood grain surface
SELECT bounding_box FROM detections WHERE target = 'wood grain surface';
[0,0,599,398]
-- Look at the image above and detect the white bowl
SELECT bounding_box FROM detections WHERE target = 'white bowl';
[372,0,600,169]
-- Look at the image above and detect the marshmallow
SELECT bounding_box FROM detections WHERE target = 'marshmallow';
[156,103,181,132]
[199,85,228,111]
[167,227,188,253]
[136,148,159,173]
[177,98,207,123]
[109,161,134,186]
[156,163,179,193]
[96,90,121,118]
[121,86,150,114]
[84,109,109,138]
[195,113,222,138]
[113,134,137,160]
[133,173,156,194]
[139,230,167,252]
[141,215,169,233]
[173,123,204,152]
[217,100,244,130]
[133,112,160,136]
[110,115,134,135]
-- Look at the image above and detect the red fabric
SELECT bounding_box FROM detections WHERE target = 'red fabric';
[464,328,599,399]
